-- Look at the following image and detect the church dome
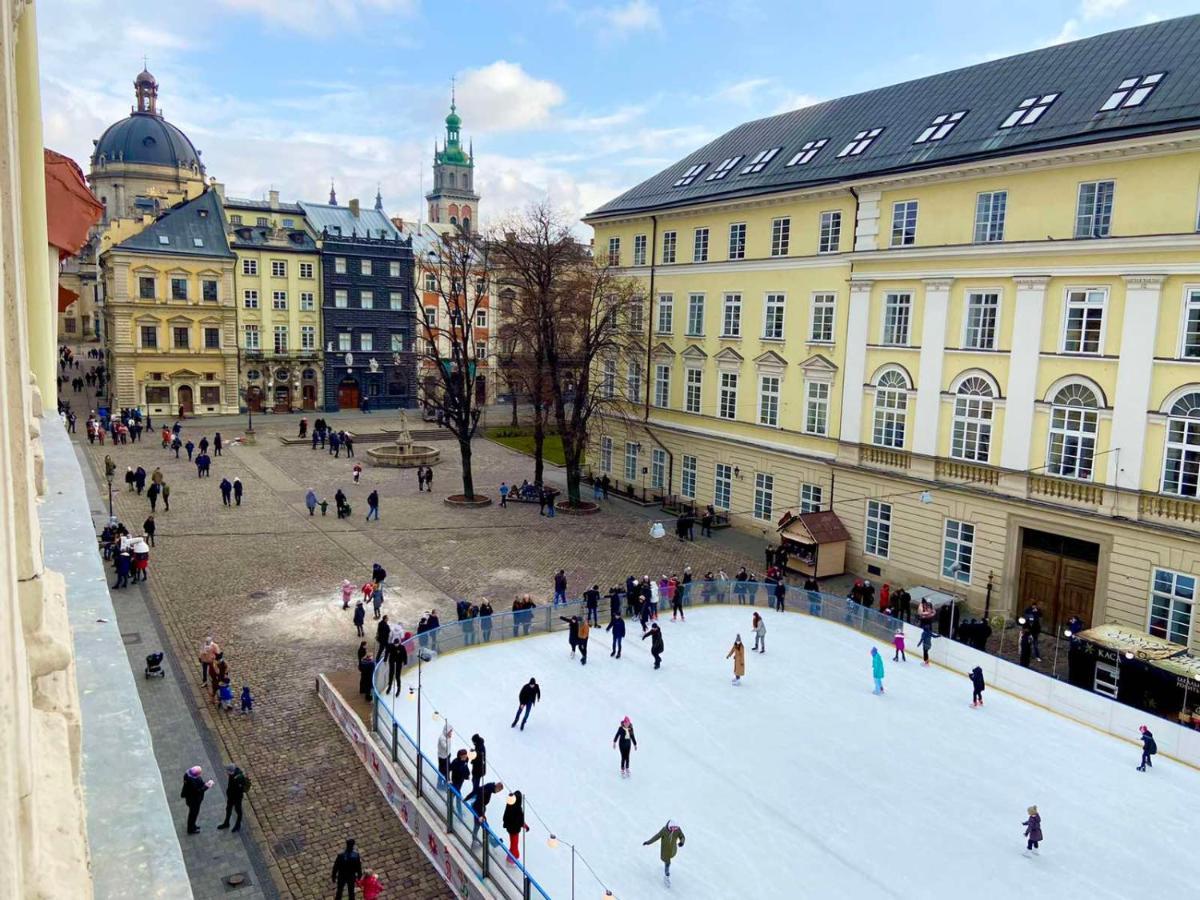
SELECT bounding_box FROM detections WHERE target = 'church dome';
[91,69,204,173]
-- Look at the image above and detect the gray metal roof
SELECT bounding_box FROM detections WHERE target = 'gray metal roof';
[112,189,233,258]
[92,111,204,173]
[228,225,317,253]
[299,201,401,239]
[224,197,305,214]
[590,14,1200,219]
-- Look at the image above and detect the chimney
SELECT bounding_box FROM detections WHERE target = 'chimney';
[390,216,405,231]
[349,198,360,217]
[268,189,279,209]
[209,179,225,201]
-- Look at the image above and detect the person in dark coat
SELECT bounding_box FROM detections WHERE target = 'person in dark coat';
[448,749,470,816]
[502,789,529,863]
[352,601,366,637]
[466,780,504,844]
[608,586,623,621]
[970,666,986,707]
[584,584,601,626]
[606,613,626,658]
[511,678,541,730]
[180,765,213,834]
[143,515,156,547]
[644,820,686,880]
[185,440,195,461]
[1137,725,1157,771]
[385,636,407,695]
[366,490,379,522]
[612,716,637,776]
[374,616,390,660]
[470,734,487,791]
[113,550,132,589]
[331,839,362,900]
[559,615,580,658]
[335,488,348,519]
[1022,806,1042,855]
[134,466,147,494]
[219,478,232,506]
[218,764,249,832]
[357,652,375,703]
[213,432,223,456]
[642,622,664,668]
[232,478,243,506]
[1018,626,1033,668]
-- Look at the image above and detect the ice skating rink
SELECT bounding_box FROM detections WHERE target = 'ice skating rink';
[392,607,1198,899]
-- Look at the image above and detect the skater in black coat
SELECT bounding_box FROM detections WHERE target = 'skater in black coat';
[466,780,504,844]
[608,586,623,621]
[511,678,541,730]
[448,749,471,815]
[502,789,529,863]
[970,666,986,707]
[606,613,626,658]
[1137,725,1157,771]
[470,734,487,791]
[584,585,601,626]
[612,716,637,776]
[352,601,366,637]
[642,622,664,668]
[385,636,407,695]
[357,653,375,702]
[559,615,580,658]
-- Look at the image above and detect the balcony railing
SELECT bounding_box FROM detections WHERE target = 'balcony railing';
[1028,474,1105,507]
[1138,493,1200,524]
[861,446,911,469]
[934,459,999,486]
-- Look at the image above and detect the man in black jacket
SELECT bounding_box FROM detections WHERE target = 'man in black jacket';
[180,765,213,834]
[643,622,664,669]
[511,678,541,730]
[331,838,362,900]
[583,585,601,626]
[385,635,407,695]
[375,616,390,660]
[448,749,471,817]
[466,780,504,844]
[218,764,249,832]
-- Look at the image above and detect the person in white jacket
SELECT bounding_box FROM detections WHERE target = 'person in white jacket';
[751,611,766,653]
[437,723,453,789]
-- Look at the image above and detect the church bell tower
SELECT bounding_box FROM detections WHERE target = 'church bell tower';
[425,85,480,232]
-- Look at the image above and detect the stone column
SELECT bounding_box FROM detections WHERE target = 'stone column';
[1107,275,1165,489]
[912,277,953,455]
[838,280,873,444]
[1000,277,1049,471]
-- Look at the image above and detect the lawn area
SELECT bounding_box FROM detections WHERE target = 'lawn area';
[486,428,578,466]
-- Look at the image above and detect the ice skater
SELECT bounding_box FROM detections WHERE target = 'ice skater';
[917,624,934,666]
[613,716,637,776]
[643,622,664,669]
[643,820,685,884]
[511,678,541,730]
[470,734,487,792]
[892,629,906,662]
[559,615,580,658]
[726,634,746,684]
[1137,725,1156,771]
[606,612,626,658]
[970,666,985,707]
[1022,806,1042,856]
[577,617,590,665]
[871,646,885,694]
[751,612,766,653]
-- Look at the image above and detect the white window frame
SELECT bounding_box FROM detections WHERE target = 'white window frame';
[804,381,829,436]
[1060,288,1108,355]
[693,227,710,262]
[624,441,639,482]
[335,289,348,309]
[674,164,707,187]
[654,364,671,408]
[1000,93,1059,128]
[651,448,666,490]
[915,110,967,143]
[301,325,316,350]
[1161,393,1200,497]
[334,257,347,274]
[273,325,288,353]
[681,455,697,499]
[1149,569,1194,645]
[758,375,780,427]
[770,217,790,257]
[242,258,258,276]
[881,293,912,346]
[787,139,828,166]
[818,210,841,254]
[890,200,918,247]
[633,234,647,266]
[243,289,259,309]
[1075,181,1115,239]
[686,293,705,336]
[600,436,613,473]
[662,231,677,263]
[706,156,743,181]
[950,377,995,462]
[389,261,401,278]
[963,291,1000,350]
[361,259,372,276]
[656,294,674,334]
[360,290,374,310]
[763,293,786,340]
[390,291,404,310]
[626,361,642,400]
[299,262,314,279]
[1100,73,1164,112]
[601,359,616,399]
[337,332,352,352]
[740,147,780,174]
[685,367,703,414]
[714,463,732,510]
[872,369,909,448]
[300,291,315,311]
[607,236,621,267]
[974,191,1007,243]
[800,483,823,514]
[753,473,774,521]
[359,332,373,352]
[243,324,259,349]
[865,500,892,558]
[1046,383,1100,480]
[1181,289,1200,359]
[728,223,746,260]
[718,372,738,420]
[837,127,883,157]
[942,519,974,584]
[810,293,835,342]
[271,259,286,278]
[272,290,287,310]
[722,293,742,338]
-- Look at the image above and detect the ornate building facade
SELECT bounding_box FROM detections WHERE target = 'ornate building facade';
[425,95,479,232]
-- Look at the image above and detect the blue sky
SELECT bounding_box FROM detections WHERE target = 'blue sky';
[38,0,1195,232]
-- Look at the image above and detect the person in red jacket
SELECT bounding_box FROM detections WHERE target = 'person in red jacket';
[356,870,383,900]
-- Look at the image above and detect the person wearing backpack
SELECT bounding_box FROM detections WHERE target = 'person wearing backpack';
[218,764,250,832]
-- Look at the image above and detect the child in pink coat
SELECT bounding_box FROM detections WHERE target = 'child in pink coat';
[892,630,906,662]
[341,579,354,609]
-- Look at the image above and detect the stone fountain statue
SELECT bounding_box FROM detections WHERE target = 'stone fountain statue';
[366,408,440,468]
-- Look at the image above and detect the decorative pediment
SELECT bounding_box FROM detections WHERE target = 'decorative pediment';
[167,315,193,327]
[132,265,159,276]
[714,346,744,372]
[133,313,160,326]
[167,369,203,380]
[800,353,838,384]
[681,344,708,360]
[650,342,676,360]
[198,315,224,326]
[753,350,788,372]
[167,267,191,277]
[196,267,223,278]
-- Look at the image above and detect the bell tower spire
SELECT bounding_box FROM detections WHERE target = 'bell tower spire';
[426,83,479,231]
[134,63,159,115]
[329,178,338,206]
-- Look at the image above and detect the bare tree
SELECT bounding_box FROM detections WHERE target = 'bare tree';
[415,229,491,501]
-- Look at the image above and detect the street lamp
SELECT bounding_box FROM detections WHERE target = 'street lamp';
[546,835,576,900]
[1051,627,1072,679]
[106,473,113,518]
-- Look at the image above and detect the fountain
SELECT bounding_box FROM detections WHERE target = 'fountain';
[365,410,440,468]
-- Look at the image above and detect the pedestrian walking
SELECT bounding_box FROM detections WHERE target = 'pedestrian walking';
[612,717,637,776]
[1137,725,1157,771]
[143,515,156,547]
[576,617,590,664]
[510,678,541,730]
[606,612,625,658]
[1022,807,1042,856]
[217,764,249,832]
[366,489,379,521]
[752,611,766,653]
[871,646,886,694]
[306,488,318,516]
[726,634,746,684]
[502,790,529,864]
[353,601,366,637]
[233,477,243,506]
[219,478,232,506]
[893,630,906,662]
[185,440,195,461]
[643,622,663,668]
[179,766,214,834]
[331,839,363,900]
[352,462,362,484]
[358,652,375,703]
[553,569,567,607]
[643,821,685,883]
[213,432,222,456]
[161,482,170,511]
[240,685,253,714]
[970,666,986,707]
[499,482,509,507]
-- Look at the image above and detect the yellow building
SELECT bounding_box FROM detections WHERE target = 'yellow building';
[220,188,323,410]
[100,188,239,414]
[586,14,1200,650]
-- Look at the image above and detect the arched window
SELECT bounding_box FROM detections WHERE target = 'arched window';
[951,377,995,461]
[1162,391,1200,496]
[1047,383,1099,480]
[449,216,458,226]
[872,369,909,448]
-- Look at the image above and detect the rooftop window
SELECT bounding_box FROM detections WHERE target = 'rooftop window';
[915,111,967,143]
[1000,93,1059,128]
[786,139,828,166]
[706,156,744,181]
[673,164,707,187]
[157,235,169,245]
[192,237,204,247]
[1099,73,1164,111]
[836,128,884,158]
[740,147,781,174]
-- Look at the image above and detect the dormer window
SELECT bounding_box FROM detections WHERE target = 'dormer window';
[1099,73,1163,111]
[836,128,883,158]
[193,237,204,247]
[914,111,967,143]
[157,235,169,245]
[1000,93,1058,128]
[706,156,743,181]
[786,139,828,166]
[740,147,781,174]
[674,164,707,187]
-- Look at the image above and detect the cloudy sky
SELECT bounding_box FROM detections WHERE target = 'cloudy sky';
[38,0,1193,232]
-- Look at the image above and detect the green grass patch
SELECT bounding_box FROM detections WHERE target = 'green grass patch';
[486,428,578,467]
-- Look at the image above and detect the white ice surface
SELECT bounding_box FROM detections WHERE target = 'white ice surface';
[389,607,1197,900]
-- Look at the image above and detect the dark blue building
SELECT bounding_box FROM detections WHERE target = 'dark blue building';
[301,197,418,411]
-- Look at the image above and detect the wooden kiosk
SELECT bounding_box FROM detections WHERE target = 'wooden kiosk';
[776,510,849,578]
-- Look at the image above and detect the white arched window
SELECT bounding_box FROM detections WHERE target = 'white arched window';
[872,369,909,448]
[1047,383,1099,480]
[1161,391,1200,496]
[951,376,995,461]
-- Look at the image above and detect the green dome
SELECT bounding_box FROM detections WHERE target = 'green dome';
[446,110,462,128]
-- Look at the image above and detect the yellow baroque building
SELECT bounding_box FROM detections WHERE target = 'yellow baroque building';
[586,14,1200,649]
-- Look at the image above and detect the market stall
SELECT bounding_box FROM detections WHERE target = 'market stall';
[776,510,849,578]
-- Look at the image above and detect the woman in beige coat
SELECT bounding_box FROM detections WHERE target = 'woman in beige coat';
[726,635,746,684]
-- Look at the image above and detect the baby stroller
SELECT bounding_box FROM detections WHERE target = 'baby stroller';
[144,652,166,679]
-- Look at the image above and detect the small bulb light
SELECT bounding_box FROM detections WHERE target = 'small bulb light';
[547,834,558,849]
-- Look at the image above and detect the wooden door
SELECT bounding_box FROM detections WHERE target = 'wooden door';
[338,382,360,410]
[1059,558,1098,630]
[246,386,263,412]
[302,384,316,410]
[1018,547,1097,631]
[177,384,194,414]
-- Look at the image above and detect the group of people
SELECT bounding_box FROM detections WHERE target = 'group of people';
[198,634,253,715]
[99,516,151,589]
[497,480,557,514]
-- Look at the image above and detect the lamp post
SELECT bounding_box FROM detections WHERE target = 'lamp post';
[407,650,424,798]
[547,835,576,900]
[106,473,113,518]
[1051,628,1072,679]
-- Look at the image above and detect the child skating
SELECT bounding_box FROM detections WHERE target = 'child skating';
[917,625,934,666]
[751,612,766,653]
[970,666,985,707]
[1022,806,1042,856]
[871,646,885,694]
[892,629,906,661]
[613,716,637,777]
[726,634,746,684]
[643,820,685,885]
[1137,725,1156,771]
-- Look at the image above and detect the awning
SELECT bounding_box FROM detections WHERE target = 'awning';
[1076,623,1200,688]
[58,284,79,313]
[776,509,850,545]
[44,148,103,259]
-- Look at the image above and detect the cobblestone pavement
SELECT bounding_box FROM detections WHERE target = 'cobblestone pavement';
[78,414,767,899]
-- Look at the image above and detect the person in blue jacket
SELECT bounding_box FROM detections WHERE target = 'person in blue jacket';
[606,613,626,658]
[1137,725,1157,771]
[970,666,986,707]
[871,647,885,694]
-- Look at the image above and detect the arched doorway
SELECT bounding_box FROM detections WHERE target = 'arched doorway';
[177,384,194,415]
[337,376,360,410]
[302,367,318,410]
[475,374,487,404]
[273,368,292,412]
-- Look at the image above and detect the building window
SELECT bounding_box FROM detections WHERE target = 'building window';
[624,441,639,481]
[758,375,780,427]
[740,147,781,174]
[271,260,286,277]
[872,369,909,448]
[472,309,487,329]
[244,324,259,349]
[1149,569,1194,645]
[942,520,974,583]
[1161,392,1200,496]
[273,326,288,353]
[1100,73,1163,111]
[335,257,347,274]
[256,217,268,227]
[836,127,883,157]
[338,332,351,352]
[810,293,835,342]
[242,259,257,276]
[389,261,401,278]
[1000,93,1059,128]
[1062,289,1106,354]
[199,386,221,405]
[599,436,613,473]
[204,327,220,349]
[1047,383,1099,479]
[763,293,786,340]
[721,294,742,338]
[158,235,169,245]
[718,372,738,420]
[970,191,1007,244]
[714,463,732,510]
[882,292,912,345]
[687,294,705,336]
[629,298,644,332]
[360,332,373,351]
[662,231,677,264]
[301,325,316,350]
[229,214,242,225]
[386,291,402,311]
[964,292,1000,350]
[891,200,918,247]
[728,223,746,260]
[391,333,406,353]
[139,276,156,299]
[800,483,822,514]
[200,280,217,302]
[424,306,437,327]
[706,156,743,181]
[607,237,621,267]
[627,361,642,399]
[300,291,315,311]
[865,500,892,558]
[300,262,314,279]
[693,228,709,262]
[654,364,671,408]
[361,260,372,276]
[622,233,643,267]
[272,290,287,310]
[786,139,828,166]
[651,448,666,490]
[334,290,348,308]
[1075,181,1115,239]
[424,273,438,292]
[602,360,616,399]
[770,218,790,256]
[753,473,774,520]
[951,377,995,462]
[140,325,157,348]
[685,368,702,413]
[243,290,259,309]
[657,294,674,333]
[361,290,374,310]
[818,211,841,253]
[1181,290,1200,358]
[681,455,697,498]
[172,326,189,349]
[171,277,188,300]
[673,164,707,187]
[805,381,829,435]
[915,110,967,143]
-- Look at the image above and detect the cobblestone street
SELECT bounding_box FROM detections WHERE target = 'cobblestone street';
[80,413,766,899]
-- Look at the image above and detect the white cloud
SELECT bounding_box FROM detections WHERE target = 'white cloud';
[215,0,417,35]
[561,104,648,132]
[1080,0,1129,19]
[772,92,823,115]
[455,62,566,133]
[711,78,773,107]
[599,0,661,32]
[1046,18,1082,45]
